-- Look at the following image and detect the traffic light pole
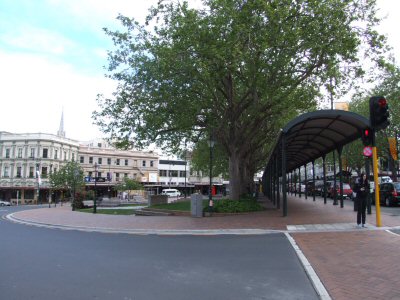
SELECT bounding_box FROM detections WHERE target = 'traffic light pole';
[372,147,381,227]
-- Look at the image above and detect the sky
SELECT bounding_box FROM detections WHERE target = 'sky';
[0,0,399,142]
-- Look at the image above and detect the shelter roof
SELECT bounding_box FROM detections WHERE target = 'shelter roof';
[268,110,370,173]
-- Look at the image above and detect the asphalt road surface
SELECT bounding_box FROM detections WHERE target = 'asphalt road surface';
[1,206,318,300]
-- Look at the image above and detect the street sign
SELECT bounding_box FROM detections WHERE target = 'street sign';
[363,146,372,157]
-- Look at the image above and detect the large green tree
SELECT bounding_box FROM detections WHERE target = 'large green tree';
[344,63,399,178]
[93,0,387,200]
[49,161,84,209]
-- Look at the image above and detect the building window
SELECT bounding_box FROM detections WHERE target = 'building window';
[5,148,10,158]
[72,153,75,161]
[30,148,35,158]
[41,167,48,178]
[125,159,128,166]
[180,171,186,177]
[116,159,120,165]
[134,160,137,166]
[124,173,128,178]
[98,143,102,148]
[80,156,84,163]
[54,149,58,159]
[159,170,167,176]
[98,172,102,178]
[116,173,120,181]
[133,173,137,178]
[29,167,34,178]
[64,151,67,160]
[18,148,23,158]
[107,158,111,165]
[4,166,9,177]
[150,160,154,167]
[89,157,93,164]
[169,170,178,177]
[43,148,48,158]
[98,158,102,164]
[16,166,22,178]
[88,171,93,177]
[142,160,146,167]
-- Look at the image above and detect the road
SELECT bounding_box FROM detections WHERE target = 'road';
[0,206,318,300]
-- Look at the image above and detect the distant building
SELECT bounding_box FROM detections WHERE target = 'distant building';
[78,139,159,197]
[0,131,80,203]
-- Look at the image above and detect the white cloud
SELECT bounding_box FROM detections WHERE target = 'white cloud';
[376,0,400,62]
[2,26,74,55]
[0,50,116,140]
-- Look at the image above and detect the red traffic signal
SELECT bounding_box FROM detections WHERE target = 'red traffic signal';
[369,96,389,130]
[361,127,374,146]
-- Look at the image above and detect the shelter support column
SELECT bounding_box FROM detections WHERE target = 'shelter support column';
[282,135,287,216]
[323,155,327,204]
[365,157,371,214]
[338,147,344,208]
[333,150,338,206]
[298,167,301,198]
[304,164,308,199]
[276,156,280,210]
[312,160,316,202]
[272,158,276,205]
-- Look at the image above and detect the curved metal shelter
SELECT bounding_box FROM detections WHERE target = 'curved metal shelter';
[263,109,370,216]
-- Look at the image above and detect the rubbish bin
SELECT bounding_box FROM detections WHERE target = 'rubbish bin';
[191,194,203,217]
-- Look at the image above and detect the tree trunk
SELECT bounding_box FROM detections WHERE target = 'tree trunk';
[229,151,242,200]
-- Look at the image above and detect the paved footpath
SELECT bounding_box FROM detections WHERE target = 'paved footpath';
[6,195,400,300]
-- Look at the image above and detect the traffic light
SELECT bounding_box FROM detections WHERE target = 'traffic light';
[369,96,389,130]
[361,127,374,146]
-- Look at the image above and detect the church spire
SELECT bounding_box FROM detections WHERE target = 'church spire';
[57,108,66,137]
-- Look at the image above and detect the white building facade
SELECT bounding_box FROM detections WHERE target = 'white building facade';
[0,131,80,203]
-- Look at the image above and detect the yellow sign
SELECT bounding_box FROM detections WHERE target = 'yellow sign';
[388,137,398,160]
[334,102,349,111]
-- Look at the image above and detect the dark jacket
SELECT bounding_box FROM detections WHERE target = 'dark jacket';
[354,177,368,198]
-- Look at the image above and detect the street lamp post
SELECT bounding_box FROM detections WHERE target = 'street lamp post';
[184,139,187,199]
[108,160,111,199]
[36,163,40,205]
[49,164,53,208]
[93,162,98,214]
[207,133,215,213]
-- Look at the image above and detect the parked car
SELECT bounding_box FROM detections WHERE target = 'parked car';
[322,181,334,197]
[329,183,353,199]
[314,180,325,196]
[379,176,393,184]
[298,183,306,194]
[306,181,315,196]
[379,182,400,207]
[161,189,181,197]
[0,200,11,206]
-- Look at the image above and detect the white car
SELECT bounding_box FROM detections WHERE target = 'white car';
[379,176,393,184]
[0,200,11,206]
[161,189,181,197]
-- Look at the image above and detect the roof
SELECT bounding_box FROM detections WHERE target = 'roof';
[267,110,370,173]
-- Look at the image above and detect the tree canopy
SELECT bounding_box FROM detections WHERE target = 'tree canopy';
[94,0,387,199]
[49,161,84,201]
